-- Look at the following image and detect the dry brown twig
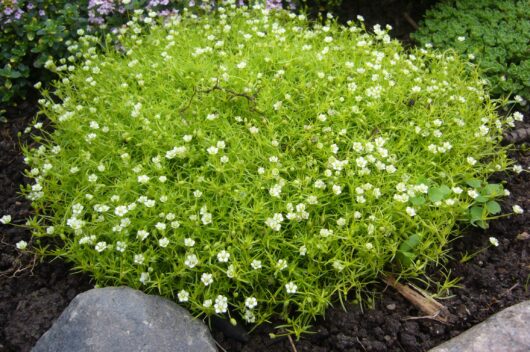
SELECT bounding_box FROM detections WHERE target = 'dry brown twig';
[383,275,452,324]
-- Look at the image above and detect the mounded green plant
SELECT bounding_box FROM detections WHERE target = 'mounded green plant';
[24,2,511,335]
[412,0,530,100]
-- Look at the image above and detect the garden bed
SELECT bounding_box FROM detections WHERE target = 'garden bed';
[1,2,529,351]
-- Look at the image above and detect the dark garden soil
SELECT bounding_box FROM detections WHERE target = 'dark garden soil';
[1,2,529,352]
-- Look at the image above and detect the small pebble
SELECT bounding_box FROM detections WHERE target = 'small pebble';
[386,303,396,310]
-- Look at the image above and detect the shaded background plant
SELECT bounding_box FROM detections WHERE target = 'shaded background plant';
[412,0,530,100]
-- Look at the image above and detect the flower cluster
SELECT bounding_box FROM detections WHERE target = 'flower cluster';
[25,3,510,335]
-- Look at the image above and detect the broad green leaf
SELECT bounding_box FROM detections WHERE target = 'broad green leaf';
[486,200,501,215]
[466,178,482,188]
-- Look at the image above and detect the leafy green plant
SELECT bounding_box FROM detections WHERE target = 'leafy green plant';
[412,0,530,100]
[24,2,511,335]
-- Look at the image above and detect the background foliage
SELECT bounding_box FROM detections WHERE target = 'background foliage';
[413,0,530,100]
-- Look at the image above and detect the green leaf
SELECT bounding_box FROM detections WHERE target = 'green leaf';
[410,196,426,206]
[396,251,417,267]
[469,206,484,223]
[428,187,445,202]
[483,183,503,196]
[398,234,422,253]
[486,200,501,215]
[475,195,489,203]
[466,178,482,188]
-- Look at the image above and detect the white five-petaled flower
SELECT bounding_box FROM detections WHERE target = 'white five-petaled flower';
[184,238,195,247]
[95,241,107,252]
[134,254,145,265]
[285,281,298,294]
[513,205,524,214]
[406,207,416,217]
[467,189,479,199]
[137,174,150,183]
[489,237,499,247]
[251,259,262,270]
[114,206,128,217]
[177,290,189,302]
[0,215,12,224]
[201,273,213,286]
[139,272,150,284]
[213,295,228,314]
[185,254,199,268]
[265,213,284,231]
[16,240,28,250]
[158,237,170,247]
[217,250,230,263]
[137,230,149,241]
[245,297,258,309]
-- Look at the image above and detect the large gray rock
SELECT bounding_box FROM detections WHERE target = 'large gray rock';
[32,287,217,352]
[430,301,530,352]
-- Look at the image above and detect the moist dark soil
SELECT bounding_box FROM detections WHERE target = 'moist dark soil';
[1,3,529,352]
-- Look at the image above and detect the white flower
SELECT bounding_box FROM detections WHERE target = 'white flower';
[0,215,12,224]
[177,290,189,302]
[201,212,212,225]
[365,242,373,250]
[220,155,229,163]
[114,206,128,217]
[155,222,166,231]
[134,254,145,265]
[245,297,258,309]
[285,281,298,294]
[269,183,282,198]
[243,310,256,323]
[466,157,477,166]
[332,184,342,195]
[185,254,199,268]
[513,205,524,214]
[406,207,416,217]
[116,241,127,252]
[203,299,213,308]
[206,113,218,121]
[265,213,284,231]
[217,250,230,263]
[257,167,265,174]
[353,211,362,219]
[249,126,259,134]
[165,146,187,159]
[207,146,219,155]
[276,259,288,271]
[193,190,203,198]
[95,241,107,252]
[158,237,170,247]
[314,180,326,189]
[236,61,247,69]
[137,175,150,183]
[139,272,150,284]
[16,240,28,250]
[513,112,524,122]
[467,189,479,199]
[269,156,279,163]
[452,187,463,195]
[489,237,499,247]
[457,36,465,42]
[320,228,333,237]
[513,165,523,174]
[137,230,150,241]
[88,174,98,183]
[299,245,307,256]
[251,259,262,270]
[214,295,228,314]
[184,238,195,247]
[201,273,213,286]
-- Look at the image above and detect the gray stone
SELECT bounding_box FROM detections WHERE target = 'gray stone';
[430,301,530,352]
[32,287,217,352]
